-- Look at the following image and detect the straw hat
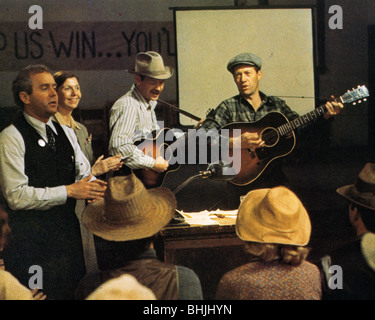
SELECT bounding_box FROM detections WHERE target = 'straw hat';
[82,174,176,241]
[86,274,156,300]
[236,186,311,246]
[336,163,375,210]
[361,232,375,272]
[127,51,174,80]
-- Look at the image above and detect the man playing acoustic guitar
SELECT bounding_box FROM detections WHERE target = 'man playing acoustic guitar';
[108,51,173,177]
[201,52,344,209]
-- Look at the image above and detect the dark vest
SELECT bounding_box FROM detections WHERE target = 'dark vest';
[3,115,85,300]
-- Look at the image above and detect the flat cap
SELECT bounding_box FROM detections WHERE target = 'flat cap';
[227,53,262,73]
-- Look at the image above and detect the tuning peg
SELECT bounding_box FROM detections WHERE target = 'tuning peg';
[353,102,357,105]
[364,98,367,102]
[358,100,362,103]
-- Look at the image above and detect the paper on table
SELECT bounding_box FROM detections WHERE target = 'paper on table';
[176,209,237,226]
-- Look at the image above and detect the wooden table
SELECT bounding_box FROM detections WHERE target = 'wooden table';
[155,217,249,300]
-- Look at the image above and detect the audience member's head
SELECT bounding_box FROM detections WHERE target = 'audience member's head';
[336,162,375,234]
[236,186,311,265]
[82,173,176,241]
[85,274,156,300]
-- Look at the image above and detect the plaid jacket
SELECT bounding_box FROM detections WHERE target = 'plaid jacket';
[202,91,299,130]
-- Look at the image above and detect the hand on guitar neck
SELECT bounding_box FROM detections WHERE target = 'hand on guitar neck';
[323,95,344,119]
[152,156,169,173]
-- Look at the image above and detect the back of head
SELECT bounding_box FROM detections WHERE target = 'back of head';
[236,186,311,265]
[336,162,375,231]
[12,64,51,107]
[86,274,156,300]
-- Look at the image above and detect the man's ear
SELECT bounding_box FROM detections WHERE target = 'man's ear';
[134,75,142,86]
[19,91,30,105]
[257,70,263,80]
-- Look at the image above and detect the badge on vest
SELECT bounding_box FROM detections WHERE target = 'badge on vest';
[38,139,46,147]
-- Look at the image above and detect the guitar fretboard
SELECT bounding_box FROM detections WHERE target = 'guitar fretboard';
[277,105,327,136]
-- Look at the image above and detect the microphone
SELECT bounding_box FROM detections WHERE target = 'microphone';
[200,161,238,181]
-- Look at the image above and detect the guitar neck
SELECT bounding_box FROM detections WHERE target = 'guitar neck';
[277,85,369,135]
[279,104,327,134]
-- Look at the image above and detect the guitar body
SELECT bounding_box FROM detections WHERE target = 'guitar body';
[221,112,296,186]
[132,128,181,189]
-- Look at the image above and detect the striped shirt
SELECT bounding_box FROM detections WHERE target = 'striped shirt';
[108,84,159,169]
[202,91,299,130]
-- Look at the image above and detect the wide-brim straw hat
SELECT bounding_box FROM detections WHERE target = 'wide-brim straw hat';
[336,163,375,210]
[82,174,176,241]
[236,186,311,246]
[127,51,174,80]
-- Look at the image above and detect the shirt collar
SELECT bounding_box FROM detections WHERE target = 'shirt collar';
[54,111,80,130]
[23,112,58,138]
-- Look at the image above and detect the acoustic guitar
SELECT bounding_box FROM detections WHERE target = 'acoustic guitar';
[221,85,369,186]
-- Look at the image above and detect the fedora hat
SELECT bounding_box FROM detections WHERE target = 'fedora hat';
[336,163,375,210]
[127,51,174,80]
[82,174,176,241]
[236,186,311,246]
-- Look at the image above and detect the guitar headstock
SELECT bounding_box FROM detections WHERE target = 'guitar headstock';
[340,85,369,105]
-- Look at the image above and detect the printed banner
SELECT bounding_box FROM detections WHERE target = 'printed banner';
[0,21,175,71]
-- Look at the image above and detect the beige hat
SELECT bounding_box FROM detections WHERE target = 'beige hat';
[336,163,375,210]
[236,186,311,246]
[361,232,375,272]
[86,274,156,300]
[82,174,176,241]
[127,51,174,80]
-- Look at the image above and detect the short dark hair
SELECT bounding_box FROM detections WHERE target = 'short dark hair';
[12,64,51,107]
[53,70,80,90]
[353,203,375,233]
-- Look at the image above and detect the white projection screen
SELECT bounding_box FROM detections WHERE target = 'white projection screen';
[174,7,316,126]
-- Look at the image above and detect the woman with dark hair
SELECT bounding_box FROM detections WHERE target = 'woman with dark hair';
[53,71,122,273]
[53,70,122,176]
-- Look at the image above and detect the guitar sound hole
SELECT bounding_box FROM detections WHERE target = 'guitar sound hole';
[261,127,279,147]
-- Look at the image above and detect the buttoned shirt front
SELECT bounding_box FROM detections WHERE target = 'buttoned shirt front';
[0,112,92,211]
[202,91,299,130]
[108,84,159,169]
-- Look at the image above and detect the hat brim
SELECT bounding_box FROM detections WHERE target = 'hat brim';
[82,187,176,241]
[236,189,311,246]
[336,185,375,210]
[127,66,174,80]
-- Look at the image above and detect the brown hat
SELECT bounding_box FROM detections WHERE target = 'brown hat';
[82,174,176,241]
[336,163,375,210]
[236,187,311,246]
[127,51,174,80]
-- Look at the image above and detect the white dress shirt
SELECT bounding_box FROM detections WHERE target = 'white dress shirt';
[0,112,92,211]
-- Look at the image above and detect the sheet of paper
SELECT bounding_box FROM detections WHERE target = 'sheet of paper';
[176,209,237,226]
